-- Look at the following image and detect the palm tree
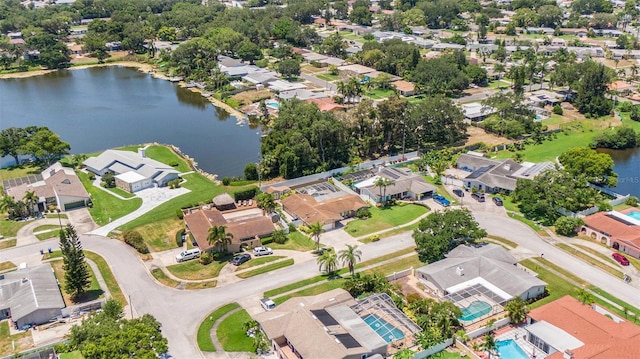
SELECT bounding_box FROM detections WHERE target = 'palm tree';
[308,221,325,251]
[482,332,496,359]
[504,297,527,324]
[317,250,338,275]
[339,244,362,276]
[374,177,395,204]
[23,190,38,216]
[575,287,594,305]
[0,195,16,214]
[374,176,386,203]
[207,225,234,254]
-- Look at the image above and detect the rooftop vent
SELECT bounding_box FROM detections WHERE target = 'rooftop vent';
[456,266,464,276]
[503,164,511,171]
[564,350,574,359]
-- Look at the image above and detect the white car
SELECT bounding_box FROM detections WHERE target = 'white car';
[253,246,273,256]
[260,298,276,311]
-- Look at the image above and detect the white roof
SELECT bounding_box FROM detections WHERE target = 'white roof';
[526,320,584,352]
[269,80,307,92]
[115,171,148,183]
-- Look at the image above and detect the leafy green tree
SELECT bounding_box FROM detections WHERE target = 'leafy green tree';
[558,147,617,187]
[482,332,497,358]
[101,172,116,188]
[308,221,326,251]
[504,297,528,324]
[554,217,585,237]
[317,250,338,274]
[277,59,301,78]
[413,209,487,263]
[537,5,563,27]
[408,96,468,149]
[256,192,277,214]
[22,127,70,165]
[574,61,613,117]
[236,40,262,64]
[0,127,29,165]
[412,56,469,95]
[339,244,362,276]
[321,32,346,58]
[59,225,91,300]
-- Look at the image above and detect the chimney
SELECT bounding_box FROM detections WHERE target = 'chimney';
[503,163,511,171]
[456,266,464,276]
[138,148,146,158]
[564,350,574,359]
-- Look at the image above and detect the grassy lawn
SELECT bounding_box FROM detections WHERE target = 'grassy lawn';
[0,320,33,357]
[520,258,586,309]
[77,171,142,226]
[59,351,84,359]
[587,286,640,319]
[0,219,33,238]
[488,79,511,89]
[217,309,254,352]
[366,88,396,100]
[557,243,624,279]
[507,212,549,237]
[120,173,254,231]
[85,251,126,304]
[0,262,15,272]
[45,213,68,219]
[50,259,103,305]
[236,256,284,270]
[236,259,294,279]
[0,239,16,250]
[361,254,422,276]
[573,244,618,265]
[501,196,519,213]
[33,224,60,232]
[197,303,240,352]
[105,186,136,198]
[151,268,180,288]
[166,259,227,280]
[35,229,61,240]
[268,231,316,251]
[356,247,416,269]
[144,145,191,172]
[0,163,40,182]
[345,204,428,237]
[316,73,340,82]
[185,280,217,289]
[134,217,184,252]
[42,250,63,260]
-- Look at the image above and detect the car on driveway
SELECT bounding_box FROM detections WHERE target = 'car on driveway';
[471,193,485,202]
[612,253,630,266]
[260,297,276,311]
[253,246,273,256]
[432,194,450,207]
[493,197,503,206]
[453,189,464,197]
[231,253,251,266]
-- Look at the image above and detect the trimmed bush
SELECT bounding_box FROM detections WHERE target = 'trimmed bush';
[356,207,371,219]
[626,196,638,206]
[176,229,185,247]
[222,177,231,186]
[272,229,287,244]
[552,104,563,115]
[554,217,584,237]
[199,252,213,265]
[122,230,149,254]
[233,187,258,201]
[176,209,184,220]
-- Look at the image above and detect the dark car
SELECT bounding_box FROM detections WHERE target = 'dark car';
[453,189,464,197]
[231,253,251,266]
[493,197,503,206]
[612,253,630,266]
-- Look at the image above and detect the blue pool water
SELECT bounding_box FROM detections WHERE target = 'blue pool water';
[266,102,280,109]
[626,211,640,221]
[496,339,529,359]
[362,314,405,343]
[459,301,492,321]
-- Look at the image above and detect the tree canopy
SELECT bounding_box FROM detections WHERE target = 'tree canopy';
[558,147,617,187]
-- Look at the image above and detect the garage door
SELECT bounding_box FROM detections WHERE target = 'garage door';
[63,200,86,210]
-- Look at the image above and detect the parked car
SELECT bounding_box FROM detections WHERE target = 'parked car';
[260,297,276,311]
[471,193,485,202]
[453,189,464,197]
[612,253,630,266]
[175,248,201,263]
[493,197,503,206]
[231,253,251,266]
[316,247,333,255]
[432,194,451,207]
[253,246,273,256]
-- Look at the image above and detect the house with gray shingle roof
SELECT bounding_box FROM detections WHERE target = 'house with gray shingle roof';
[0,263,65,328]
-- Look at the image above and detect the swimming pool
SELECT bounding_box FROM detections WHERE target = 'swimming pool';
[459,301,492,321]
[266,102,280,109]
[362,314,405,343]
[496,339,529,359]
[626,211,640,221]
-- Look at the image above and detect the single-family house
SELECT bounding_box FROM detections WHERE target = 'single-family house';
[308,98,346,112]
[391,80,417,96]
[105,41,121,51]
[281,193,368,230]
[461,102,497,122]
[580,209,640,259]
[524,295,640,358]
[0,263,65,329]
[242,71,278,85]
[83,148,180,192]
[354,167,436,203]
[278,89,328,101]
[416,244,547,318]
[432,43,466,51]
[254,288,422,359]
[456,153,554,193]
[184,205,275,253]
[3,162,90,212]
[268,80,307,93]
[302,52,328,63]
[337,64,376,77]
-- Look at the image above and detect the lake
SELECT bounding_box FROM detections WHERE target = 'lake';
[0,66,261,177]
[598,147,640,199]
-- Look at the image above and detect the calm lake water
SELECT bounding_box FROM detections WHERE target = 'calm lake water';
[0,66,261,177]
[598,147,640,198]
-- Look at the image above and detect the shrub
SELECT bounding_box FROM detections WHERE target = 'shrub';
[272,229,287,244]
[88,173,96,181]
[356,207,371,219]
[244,163,258,181]
[222,177,231,186]
[618,101,634,112]
[552,104,563,115]
[122,230,149,254]
[554,217,584,237]
[288,223,297,233]
[199,252,213,265]
[369,235,380,242]
[626,196,639,206]
[176,209,184,219]
[233,187,258,201]
[168,178,181,189]
[175,229,185,247]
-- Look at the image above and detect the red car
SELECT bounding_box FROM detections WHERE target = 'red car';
[612,253,630,266]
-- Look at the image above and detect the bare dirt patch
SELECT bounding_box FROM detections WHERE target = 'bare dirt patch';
[465,126,512,147]
[231,89,273,106]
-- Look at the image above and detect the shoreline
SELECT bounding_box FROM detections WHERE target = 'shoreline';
[0,60,247,120]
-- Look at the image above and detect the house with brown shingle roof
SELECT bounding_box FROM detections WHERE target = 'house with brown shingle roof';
[3,162,90,212]
[580,209,640,259]
[281,193,368,230]
[390,80,417,96]
[183,206,275,253]
[525,295,640,358]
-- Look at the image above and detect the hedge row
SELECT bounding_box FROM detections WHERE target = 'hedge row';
[122,230,149,254]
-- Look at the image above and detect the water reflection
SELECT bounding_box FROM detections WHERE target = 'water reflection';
[175,86,208,110]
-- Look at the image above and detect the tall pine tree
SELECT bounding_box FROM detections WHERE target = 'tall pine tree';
[59,225,90,300]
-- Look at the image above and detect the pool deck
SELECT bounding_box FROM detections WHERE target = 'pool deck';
[496,327,547,359]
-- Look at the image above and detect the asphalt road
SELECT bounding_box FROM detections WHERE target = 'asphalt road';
[5,211,640,357]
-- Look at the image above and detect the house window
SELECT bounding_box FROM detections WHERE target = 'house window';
[527,333,550,354]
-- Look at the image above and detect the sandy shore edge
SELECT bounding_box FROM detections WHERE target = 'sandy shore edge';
[0,61,247,119]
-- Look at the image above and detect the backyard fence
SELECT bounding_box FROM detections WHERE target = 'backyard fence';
[412,338,454,359]
[386,268,413,282]
[466,317,511,339]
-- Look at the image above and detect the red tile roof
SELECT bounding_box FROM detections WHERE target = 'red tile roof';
[281,193,368,226]
[307,98,345,112]
[582,211,640,249]
[391,80,415,93]
[528,296,640,359]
